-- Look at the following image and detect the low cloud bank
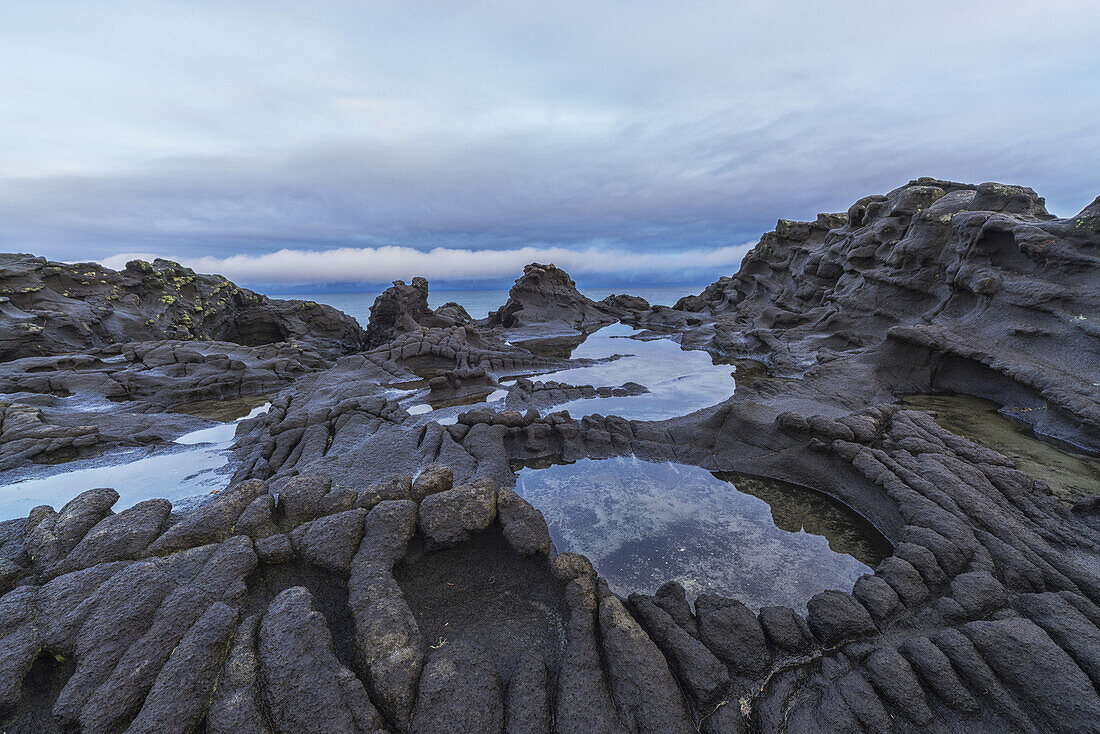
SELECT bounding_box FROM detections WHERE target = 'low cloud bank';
[97,242,756,285]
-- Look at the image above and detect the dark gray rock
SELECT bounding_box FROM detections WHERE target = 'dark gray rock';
[862,645,936,728]
[51,498,170,575]
[758,605,816,653]
[206,614,267,734]
[260,586,386,734]
[949,570,1010,619]
[349,500,422,730]
[290,508,367,572]
[554,567,629,734]
[255,532,294,564]
[0,254,364,362]
[411,640,503,734]
[505,651,551,734]
[484,263,615,333]
[147,480,267,555]
[496,485,552,556]
[418,479,496,547]
[277,473,356,526]
[963,617,1100,734]
[24,487,119,566]
[806,590,877,647]
[629,593,730,707]
[411,464,453,501]
[358,475,414,511]
[126,601,239,734]
[364,277,464,349]
[695,594,773,677]
[852,574,901,624]
[598,587,695,733]
[653,581,698,636]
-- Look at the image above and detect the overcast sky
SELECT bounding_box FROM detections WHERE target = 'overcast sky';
[2,1,1098,288]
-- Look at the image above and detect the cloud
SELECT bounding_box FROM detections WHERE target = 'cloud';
[96,242,757,285]
[1,1,1098,273]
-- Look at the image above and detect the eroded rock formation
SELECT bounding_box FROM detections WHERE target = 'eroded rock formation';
[2,421,1099,733]
[484,263,616,333]
[364,278,470,350]
[0,255,365,361]
[1,178,1099,733]
[637,179,1100,451]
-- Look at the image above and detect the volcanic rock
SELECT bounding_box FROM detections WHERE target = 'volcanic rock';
[364,278,468,350]
[0,254,365,361]
[485,263,615,333]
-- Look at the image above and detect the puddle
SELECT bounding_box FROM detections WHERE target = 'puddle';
[522,323,736,420]
[901,394,1100,505]
[514,331,594,360]
[174,404,271,444]
[716,358,788,387]
[172,394,273,422]
[389,322,735,423]
[515,456,890,610]
[0,405,270,520]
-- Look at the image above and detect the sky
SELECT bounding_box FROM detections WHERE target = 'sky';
[1,1,1098,290]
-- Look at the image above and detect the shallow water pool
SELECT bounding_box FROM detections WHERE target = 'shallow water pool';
[0,404,269,520]
[901,394,1100,505]
[519,323,736,421]
[515,456,891,610]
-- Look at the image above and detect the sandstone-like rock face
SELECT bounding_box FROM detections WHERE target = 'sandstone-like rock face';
[0,254,366,361]
[656,179,1100,450]
[484,262,616,333]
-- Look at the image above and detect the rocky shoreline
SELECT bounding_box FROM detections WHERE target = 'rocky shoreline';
[1,178,1099,733]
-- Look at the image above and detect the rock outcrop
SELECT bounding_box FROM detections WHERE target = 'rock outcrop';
[364,278,469,350]
[484,263,615,333]
[2,178,1099,733]
[646,179,1100,450]
[2,427,1099,733]
[0,255,365,362]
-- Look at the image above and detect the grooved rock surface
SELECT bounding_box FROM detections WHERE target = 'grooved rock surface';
[1,178,1099,733]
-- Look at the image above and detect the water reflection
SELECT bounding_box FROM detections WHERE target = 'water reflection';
[901,394,1100,505]
[513,331,595,360]
[0,404,269,520]
[522,323,736,421]
[515,456,890,610]
[172,394,273,423]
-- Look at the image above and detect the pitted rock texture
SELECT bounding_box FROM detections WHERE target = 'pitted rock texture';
[0,254,365,362]
[0,401,100,471]
[3,422,1098,733]
[0,340,325,407]
[502,377,648,412]
[226,324,567,486]
[0,339,326,470]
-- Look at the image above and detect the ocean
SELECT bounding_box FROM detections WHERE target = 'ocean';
[269,285,703,326]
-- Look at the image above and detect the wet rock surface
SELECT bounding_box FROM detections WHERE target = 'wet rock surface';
[1,178,1099,732]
